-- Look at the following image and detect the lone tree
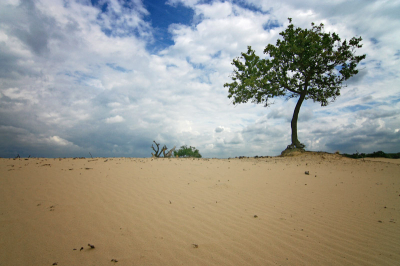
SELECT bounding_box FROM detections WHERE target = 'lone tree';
[224,18,366,151]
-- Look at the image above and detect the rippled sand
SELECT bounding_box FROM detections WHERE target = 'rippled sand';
[1,153,399,265]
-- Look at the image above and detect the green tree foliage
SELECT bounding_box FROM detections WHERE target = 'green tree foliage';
[224,18,366,149]
[173,145,202,158]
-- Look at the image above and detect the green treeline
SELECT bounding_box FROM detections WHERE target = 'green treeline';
[343,151,400,159]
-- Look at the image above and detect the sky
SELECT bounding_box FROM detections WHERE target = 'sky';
[0,0,399,158]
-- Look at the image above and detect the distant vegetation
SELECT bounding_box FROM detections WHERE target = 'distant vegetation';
[343,151,400,159]
[151,141,175,158]
[173,145,202,158]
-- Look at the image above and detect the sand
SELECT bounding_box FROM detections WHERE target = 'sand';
[1,153,399,265]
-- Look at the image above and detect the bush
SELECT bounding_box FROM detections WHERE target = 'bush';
[343,151,400,159]
[173,145,202,158]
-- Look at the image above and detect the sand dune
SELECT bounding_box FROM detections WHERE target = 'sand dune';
[1,153,399,265]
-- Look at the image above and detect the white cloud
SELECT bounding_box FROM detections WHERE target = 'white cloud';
[1,87,39,104]
[46,136,74,146]
[107,102,122,108]
[165,4,272,64]
[105,115,125,123]
[167,0,200,8]
[195,1,233,19]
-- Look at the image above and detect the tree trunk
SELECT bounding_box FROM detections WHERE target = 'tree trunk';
[291,91,306,148]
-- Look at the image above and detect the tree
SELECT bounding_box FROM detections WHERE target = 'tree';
[151,141,175,158]
[224,18,366,150]
[173,145,202,158]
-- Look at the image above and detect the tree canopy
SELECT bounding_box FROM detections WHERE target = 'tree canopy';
[173,145,202,158]
[224,18,366,150]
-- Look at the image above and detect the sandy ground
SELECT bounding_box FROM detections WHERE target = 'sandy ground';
[0,153,399,266]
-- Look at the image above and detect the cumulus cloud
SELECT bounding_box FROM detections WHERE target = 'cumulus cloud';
[45,136,75,146]
[226,133,244,145]
[105,115,125,123]
[215,126,224,133]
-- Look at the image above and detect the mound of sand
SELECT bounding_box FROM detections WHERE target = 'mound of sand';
[1,153,399,265]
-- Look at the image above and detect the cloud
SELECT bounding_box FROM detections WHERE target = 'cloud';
[94,0,152,39]
[0,0,53,56]
[357,109,399,120]
[194,1,233,19]
[215,126,224,133]
[226,133,244,145]
[105,115,125,123]
[1,87,39,104]
[46,136,75,146]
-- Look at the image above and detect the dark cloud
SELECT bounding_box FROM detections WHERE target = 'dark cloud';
[357,109,399,120]
[215,126,224,133]
[0,44,39,79]
[0,0,55,56]
[360,95,373,103]
[220,132,244,145]
[325,130,400,154]
[307,109,400,154]
[345,68,368,85]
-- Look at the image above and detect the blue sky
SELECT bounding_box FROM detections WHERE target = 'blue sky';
[0,0,399,158]
[143,0,194,49]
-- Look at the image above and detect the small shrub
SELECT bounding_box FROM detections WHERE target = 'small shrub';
[173,145,202,158]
